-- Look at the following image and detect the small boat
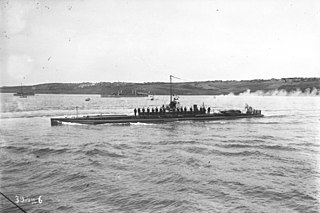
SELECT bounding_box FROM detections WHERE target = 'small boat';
[85,98,91,101]
[13,92,34,97]
[51,75,263,126]
[14,83,35,97]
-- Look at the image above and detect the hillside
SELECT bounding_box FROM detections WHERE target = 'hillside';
[1,78,319,96]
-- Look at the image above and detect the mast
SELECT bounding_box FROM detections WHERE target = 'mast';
[76,106,78,118]
[170,75,173,103]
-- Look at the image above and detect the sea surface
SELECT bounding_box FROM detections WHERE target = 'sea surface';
[0,94,319,213]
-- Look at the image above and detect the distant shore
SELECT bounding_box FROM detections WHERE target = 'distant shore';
[1,77,319,96]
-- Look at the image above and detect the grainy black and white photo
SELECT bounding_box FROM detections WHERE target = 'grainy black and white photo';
[1,0,320,212]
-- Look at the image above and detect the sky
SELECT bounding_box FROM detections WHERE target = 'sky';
[0,0,320,86]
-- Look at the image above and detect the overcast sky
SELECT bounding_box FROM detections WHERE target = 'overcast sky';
[1,0,319,86]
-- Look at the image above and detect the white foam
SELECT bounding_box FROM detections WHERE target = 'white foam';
[235,88,320,96]
[61,121,85,126]
[130,122,155,126]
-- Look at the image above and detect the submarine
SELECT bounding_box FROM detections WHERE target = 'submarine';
[50,75,263,126]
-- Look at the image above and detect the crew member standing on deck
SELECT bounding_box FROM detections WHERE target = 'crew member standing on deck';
[134,108,137,116]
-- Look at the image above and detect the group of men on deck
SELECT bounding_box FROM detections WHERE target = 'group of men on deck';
[133,103,211,117]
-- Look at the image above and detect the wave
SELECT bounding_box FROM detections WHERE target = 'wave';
[85,148,125,158]
[1,145,29,153]
[34,168,63,181]
[182,145,277,157]
[31,147,71,156]
[215,143,297,151]
[0,110,76,119]
[215,150,263,157]
[231,88,320,96]
[158,140,198,145]
[87,159,102,167]
[58,172,88,183]
[2,145,74,157]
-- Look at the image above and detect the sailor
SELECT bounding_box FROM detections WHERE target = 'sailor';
[147,107,150,116]
[142,107,145,115]
[151,108,155,115]
[138,108,141,115]
[208,107,211,114]
[184,106,187,113]
[172,98,178,109]
[134,108,137,116]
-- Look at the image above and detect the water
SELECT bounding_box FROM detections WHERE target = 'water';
[1,94,320,212]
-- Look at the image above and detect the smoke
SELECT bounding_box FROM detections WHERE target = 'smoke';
[235,88,320,96]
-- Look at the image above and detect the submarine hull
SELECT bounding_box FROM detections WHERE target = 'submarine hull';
[51,113,264,126]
